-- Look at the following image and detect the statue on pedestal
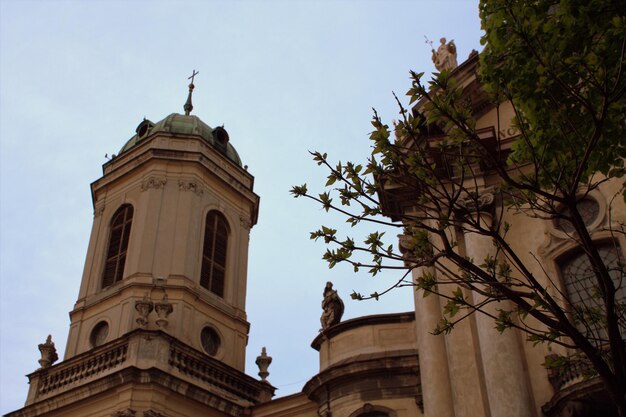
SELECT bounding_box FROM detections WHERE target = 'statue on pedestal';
[320,281,344,330]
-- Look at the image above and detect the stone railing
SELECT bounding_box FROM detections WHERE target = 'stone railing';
[38,342,128,394]
[546,353,599,392]
[168,343,263,402]
[24,330,273,409]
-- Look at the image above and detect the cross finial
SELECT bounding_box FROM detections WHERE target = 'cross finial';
[188,69,199,85]
[184,70,199,115]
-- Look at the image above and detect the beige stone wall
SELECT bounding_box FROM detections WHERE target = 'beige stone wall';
[315,313,416,371]
[303,313,422,417]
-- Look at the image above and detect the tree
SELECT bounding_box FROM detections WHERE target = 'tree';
[292,0,626,414]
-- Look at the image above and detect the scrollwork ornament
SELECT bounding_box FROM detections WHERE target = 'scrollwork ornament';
[458,191,495,213]
[141,176,167,191]
[178,180,203,196]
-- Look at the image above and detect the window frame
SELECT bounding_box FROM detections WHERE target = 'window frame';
[556,240,625,340]
[101,204,134,289]
[200,210,230,297]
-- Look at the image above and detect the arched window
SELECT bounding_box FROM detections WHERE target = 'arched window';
[200,211,229,297]
[102,204,133,288]
[559,242,625,337]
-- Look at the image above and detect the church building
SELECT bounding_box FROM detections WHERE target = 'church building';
[5,48,624,417]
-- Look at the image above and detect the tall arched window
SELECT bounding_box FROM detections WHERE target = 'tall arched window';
[559,242,625,338]
[102,204,133,288]
[200,211,229,297]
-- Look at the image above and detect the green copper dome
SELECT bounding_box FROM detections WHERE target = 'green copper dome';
[119,113,242,166]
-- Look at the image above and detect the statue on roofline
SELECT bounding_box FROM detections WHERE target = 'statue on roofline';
[430,37,458,72]
[320,281,344,330]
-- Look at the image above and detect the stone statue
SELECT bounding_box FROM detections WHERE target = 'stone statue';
[432,37,458,72]
[320,281,344,330]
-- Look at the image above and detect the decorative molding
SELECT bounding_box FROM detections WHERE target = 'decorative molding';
[178,180,203,196]
[141,176,167,191]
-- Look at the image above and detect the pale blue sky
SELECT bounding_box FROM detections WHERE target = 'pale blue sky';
[0,1,482,413]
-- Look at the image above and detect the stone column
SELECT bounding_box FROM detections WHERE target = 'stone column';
[412,265,455,417]
[462,199,532,417]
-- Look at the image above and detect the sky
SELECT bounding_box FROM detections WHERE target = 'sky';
[0,1,482,413]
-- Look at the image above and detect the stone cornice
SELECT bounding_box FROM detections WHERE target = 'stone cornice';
[91,134,259,225]
[311,311,415,351]
[302,349,420,404]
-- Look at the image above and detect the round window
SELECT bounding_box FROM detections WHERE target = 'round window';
[90,321,109,348]
[556,198,600,233]
[201,327,221,356]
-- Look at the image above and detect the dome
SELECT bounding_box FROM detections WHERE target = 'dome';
[119,113,242,166]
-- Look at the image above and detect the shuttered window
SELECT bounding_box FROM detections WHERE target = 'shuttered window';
[200,211,229,297]
[102,205,133,288]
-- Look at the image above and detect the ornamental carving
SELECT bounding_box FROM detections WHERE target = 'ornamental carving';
[458,191,494,212]
[178,180,203,196]
[141,176,167,191]
[135,293,154,328]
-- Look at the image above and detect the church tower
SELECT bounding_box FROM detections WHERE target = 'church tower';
[8,74,273,417]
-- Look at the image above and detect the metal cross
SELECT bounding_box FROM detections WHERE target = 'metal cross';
[188,70,199,84]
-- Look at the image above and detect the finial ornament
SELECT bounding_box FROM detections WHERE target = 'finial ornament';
[135,292,154,328]
[154,293,174,328]
[183,70,199,116]
[38,335,58,369]
[255,346,272,382]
